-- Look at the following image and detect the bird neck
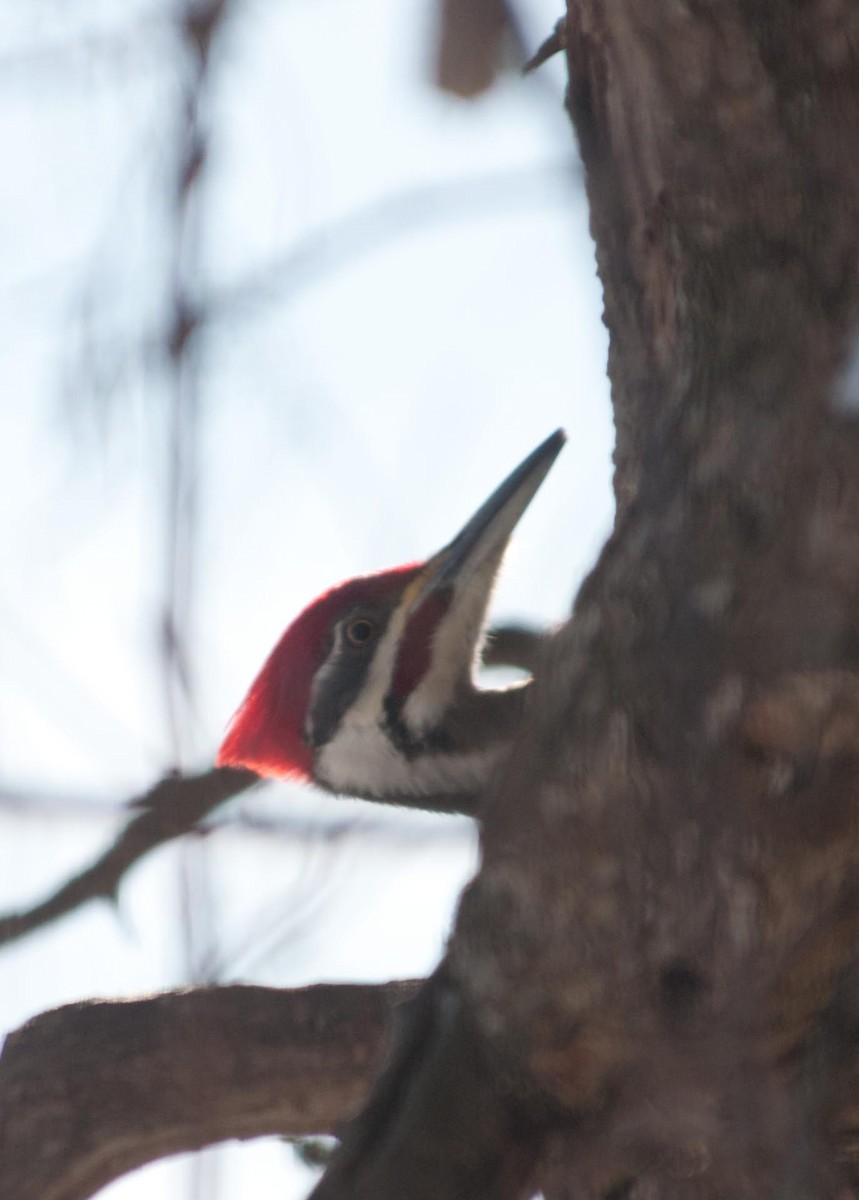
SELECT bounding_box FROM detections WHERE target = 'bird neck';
[312,679,531,817]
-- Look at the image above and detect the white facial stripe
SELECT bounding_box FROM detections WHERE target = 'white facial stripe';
[338,570,430,729]
[308,555,502,797]
[339,606,405,726]
[402,556,499,733]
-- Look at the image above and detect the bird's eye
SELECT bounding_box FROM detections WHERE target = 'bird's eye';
[345,617,375,647]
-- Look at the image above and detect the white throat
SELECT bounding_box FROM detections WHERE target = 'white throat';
[312,558,507,801]
[314,721,499,800]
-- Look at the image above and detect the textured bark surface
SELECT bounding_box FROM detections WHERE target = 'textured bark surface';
[4,4,859,1199]
[447,2,859,1196]
[0,982,414,1200]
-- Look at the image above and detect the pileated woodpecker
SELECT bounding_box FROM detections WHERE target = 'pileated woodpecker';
[217,430,565,815]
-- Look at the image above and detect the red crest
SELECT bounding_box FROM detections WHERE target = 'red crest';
[217,565,421,780]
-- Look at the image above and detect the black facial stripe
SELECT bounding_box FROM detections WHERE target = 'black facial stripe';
[383,694,454,760]
[305,601,398,749]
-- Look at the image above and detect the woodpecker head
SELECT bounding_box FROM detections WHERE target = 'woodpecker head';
[217,430,565,804]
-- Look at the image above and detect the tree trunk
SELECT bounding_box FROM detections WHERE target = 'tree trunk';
[4,3,859,1199]
[449,2,859,1195]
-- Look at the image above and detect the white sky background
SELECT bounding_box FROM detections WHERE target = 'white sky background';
[0,0,613,1196]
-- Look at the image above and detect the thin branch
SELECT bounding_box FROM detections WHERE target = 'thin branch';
[0,980,418,1200]
[159,0,230,765]
[203,164,580,324]
[0,765,257,948]
[522,18,566,75]
[482,624,544,674]
[78,163,580,395]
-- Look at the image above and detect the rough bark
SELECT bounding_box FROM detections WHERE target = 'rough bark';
[5,3,859,1199]
[308,3,859,1194]
[449,2,859,1196]
[0,982,415,1200]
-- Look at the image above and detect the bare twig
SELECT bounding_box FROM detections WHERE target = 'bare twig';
[522,19,566,75]
[0,980,419,1200]
[204,165,579,323]
[482,624,544,674]
[76,164,580,398]
[160,0,230,765]
[0,766,257,948]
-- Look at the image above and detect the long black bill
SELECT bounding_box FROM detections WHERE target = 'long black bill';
[425,428,566,592]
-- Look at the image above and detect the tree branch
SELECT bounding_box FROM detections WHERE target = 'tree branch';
[0,766,257,948]
[0,980,418,1200]
[481,624,544,674]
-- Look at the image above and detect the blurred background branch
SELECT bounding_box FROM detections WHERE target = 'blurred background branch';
[0,0,610,1195]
